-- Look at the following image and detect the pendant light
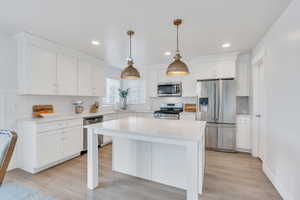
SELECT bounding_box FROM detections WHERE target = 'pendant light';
[166,19,190,76]
[121,30,141,79]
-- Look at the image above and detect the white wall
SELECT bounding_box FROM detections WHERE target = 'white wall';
[252,0,299,199]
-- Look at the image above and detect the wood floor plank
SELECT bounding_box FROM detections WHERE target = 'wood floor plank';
[5,144,282,200]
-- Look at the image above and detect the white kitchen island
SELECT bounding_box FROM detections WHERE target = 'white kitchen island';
[86,117,206,200]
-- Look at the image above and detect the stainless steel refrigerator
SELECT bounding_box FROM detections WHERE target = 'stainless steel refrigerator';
[196,79,236,152]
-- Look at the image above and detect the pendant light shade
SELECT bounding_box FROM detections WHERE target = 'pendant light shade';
[166,19,190,76]
[121,60,140,79]
[121,30,140,79]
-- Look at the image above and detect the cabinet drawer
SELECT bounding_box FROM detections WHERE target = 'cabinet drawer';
[65,119,83,127]
[37,119,83,133]
[37,121,66,133]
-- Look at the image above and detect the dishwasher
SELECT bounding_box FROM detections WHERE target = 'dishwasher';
[82,115,103,153]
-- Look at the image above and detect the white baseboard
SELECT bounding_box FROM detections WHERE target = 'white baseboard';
[263,162,292,200]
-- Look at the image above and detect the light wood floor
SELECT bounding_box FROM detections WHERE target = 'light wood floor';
[6,144,281,200]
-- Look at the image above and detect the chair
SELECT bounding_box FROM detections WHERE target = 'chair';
[0,130,17,186]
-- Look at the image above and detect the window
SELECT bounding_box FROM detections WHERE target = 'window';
[103,78,121,105]
[123,79,146,104]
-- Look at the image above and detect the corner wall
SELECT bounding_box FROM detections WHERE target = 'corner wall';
[252,0,299,199]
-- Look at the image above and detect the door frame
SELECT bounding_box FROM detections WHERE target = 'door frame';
[251,57,266,160]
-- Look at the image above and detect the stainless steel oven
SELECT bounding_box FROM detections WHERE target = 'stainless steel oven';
[157,82,182,97]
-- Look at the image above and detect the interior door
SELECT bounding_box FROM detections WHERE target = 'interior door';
[252,61,264,159]
[197,80,217,123]
[217,79,236,124]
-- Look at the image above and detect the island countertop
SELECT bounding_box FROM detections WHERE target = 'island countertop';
[85,116,206,141]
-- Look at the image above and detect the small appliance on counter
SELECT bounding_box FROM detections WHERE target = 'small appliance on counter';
[89,101,99,113]
[154,103,183,120]
[72,101,84,114]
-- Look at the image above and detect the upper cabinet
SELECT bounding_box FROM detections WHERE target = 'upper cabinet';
[57,54,78,95]
[236,55,251,96]
[29,45,58,95]
[158,69,181,83]
[15,32,105,97]
[91,64,105,96]
[78,59,93,96]
[146,69,158,98]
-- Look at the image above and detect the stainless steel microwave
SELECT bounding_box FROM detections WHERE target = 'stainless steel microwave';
[157,82,182,97]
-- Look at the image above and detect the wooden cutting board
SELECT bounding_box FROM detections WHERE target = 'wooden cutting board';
[32,105,54,118]
[184,104,196,112]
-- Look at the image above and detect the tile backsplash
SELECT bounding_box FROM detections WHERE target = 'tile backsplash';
[16,95,101,119]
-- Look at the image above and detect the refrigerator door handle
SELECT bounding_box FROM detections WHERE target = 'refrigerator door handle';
[213,83,216,121]
[218,80,223,122]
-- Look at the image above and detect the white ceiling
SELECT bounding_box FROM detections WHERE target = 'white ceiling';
[0,0,292,68]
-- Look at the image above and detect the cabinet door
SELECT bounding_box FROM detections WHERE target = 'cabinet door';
[63,126,83,158]
[30,45,57,95]
[182,74,197,97]
[146,70,158,97]
[236,116,251,150]
[236,61,250,96]
[92,65,105,96]
[57,54,78,95]
[78,60,93,96]
[36,130,62,168]
[158,69,181,83]
[216,61,236,78]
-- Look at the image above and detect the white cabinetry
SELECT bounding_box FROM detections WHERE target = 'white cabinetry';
[57,54,78,95]
[182,74,197,97]
[36,130,62,167]
[78,59,93,96]
[216,61,236,78]
[92,64,105,96]
[15,32,105,97]
[158,69,181,83]
[146,70,158,97]
[236,115,251,152]
[18,118,83,173]
[236,55,250,96]
[27,45,58,95]
[63,126,83,158]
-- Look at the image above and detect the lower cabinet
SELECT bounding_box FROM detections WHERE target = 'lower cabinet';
[63,126,83,158]
[36,130,63,168]
[236,115,251,152]
[18,119,83,173]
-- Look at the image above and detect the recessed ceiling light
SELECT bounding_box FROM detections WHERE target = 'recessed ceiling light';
[91,40,100,46]
[222,43,231,48]
[164,51,171,56]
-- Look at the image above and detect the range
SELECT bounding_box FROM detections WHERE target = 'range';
[154,103,183,120]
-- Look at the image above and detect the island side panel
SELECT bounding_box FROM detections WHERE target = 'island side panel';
[87,128,99,190]
[113,137,199,191]
[112,138,152,180]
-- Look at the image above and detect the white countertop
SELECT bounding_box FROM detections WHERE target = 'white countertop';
[19,110,153,123]
[85,116,206,141]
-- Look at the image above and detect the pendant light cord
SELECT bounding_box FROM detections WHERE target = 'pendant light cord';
[129,34,132,60]
[176,24,179,53]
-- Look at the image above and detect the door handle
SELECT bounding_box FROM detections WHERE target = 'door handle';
[256,114,261,118]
